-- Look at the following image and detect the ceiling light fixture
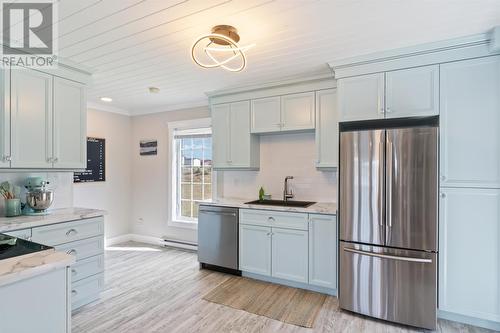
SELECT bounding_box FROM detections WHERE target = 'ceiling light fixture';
[149,87,160,94]
[100,97,113,102]
[191,25,255,72]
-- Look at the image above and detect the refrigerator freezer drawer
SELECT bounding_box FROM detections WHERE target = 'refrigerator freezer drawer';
[339,241,437,330]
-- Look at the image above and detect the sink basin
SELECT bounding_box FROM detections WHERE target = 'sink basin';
[244,199,316,208]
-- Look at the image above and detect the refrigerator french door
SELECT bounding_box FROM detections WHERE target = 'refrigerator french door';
[339,117,438,330]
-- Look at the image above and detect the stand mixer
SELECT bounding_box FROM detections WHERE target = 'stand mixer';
[23,177,54,216]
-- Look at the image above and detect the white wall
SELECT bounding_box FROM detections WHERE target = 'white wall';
[73,109,132,239]
[130,106,210,244]
[219,132,337,203]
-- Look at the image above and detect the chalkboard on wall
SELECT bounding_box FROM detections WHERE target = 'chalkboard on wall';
[74,137,105,183]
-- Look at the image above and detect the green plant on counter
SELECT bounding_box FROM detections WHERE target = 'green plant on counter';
[259,187,265,201]
[0,181,21,199]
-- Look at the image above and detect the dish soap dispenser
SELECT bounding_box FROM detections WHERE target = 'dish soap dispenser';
[259,187,265,201]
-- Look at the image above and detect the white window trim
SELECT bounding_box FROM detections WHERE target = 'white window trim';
[167,118,215,229]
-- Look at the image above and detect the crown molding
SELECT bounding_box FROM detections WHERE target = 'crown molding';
[87,102,131,116]
[129,100,209,117]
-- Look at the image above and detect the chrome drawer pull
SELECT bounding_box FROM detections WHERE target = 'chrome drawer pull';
[343,247,432,263]
[268,217,275,222]
[66,228,78,236]
[71,269,77,276]
[71,290,78,297]
[67,249,77,256]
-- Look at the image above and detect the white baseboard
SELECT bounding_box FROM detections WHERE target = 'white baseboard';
[105,233,197,251]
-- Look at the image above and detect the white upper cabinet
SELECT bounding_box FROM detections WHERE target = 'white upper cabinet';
[251,96,281,133]
[385,65,439,118]
[439,187,500,323]
[0,69,10,168]
[281,92,315,131]
[309,214,337,289]
[53,77,87,169]
[315,89,338,168]
[212,101,259,170]
[338,73,384,121]
[10,68,53,168]
[440,56,500,188]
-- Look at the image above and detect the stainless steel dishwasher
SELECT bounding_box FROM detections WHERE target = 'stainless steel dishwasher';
[198,205,239,273]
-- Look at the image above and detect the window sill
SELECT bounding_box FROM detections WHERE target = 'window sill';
[168,219,198,230]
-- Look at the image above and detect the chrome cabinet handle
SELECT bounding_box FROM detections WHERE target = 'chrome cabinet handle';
[71,290,78,297]
[440,175,447,181]
[266,232,273,236]
[386,107,391,113]
[53,157,58,163]
[440,193,446,198]
[71,269,77,276]
[267,217,275,222]
[47,157,53,163]
[67,249,77,256]
[343,247,432,263]
[4,155,11,162]
[66,228,78,236]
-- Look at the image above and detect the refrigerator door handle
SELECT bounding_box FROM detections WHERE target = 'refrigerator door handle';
[378,138,385,228]
[343,247,433,263]
[386,139,394,229]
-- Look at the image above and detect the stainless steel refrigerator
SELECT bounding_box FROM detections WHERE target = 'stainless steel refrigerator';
[339,117,438,330]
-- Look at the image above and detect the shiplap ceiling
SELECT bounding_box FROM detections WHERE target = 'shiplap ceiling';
[58,0,500,115]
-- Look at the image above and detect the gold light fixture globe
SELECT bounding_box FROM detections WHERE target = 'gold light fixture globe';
[191,25,255,72]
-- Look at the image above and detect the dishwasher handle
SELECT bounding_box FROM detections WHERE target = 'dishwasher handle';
[199,210,237,217]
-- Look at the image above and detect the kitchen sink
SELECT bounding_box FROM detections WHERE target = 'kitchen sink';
[244,199,316,208]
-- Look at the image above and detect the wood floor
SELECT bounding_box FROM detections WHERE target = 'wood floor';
[72,242,494,333]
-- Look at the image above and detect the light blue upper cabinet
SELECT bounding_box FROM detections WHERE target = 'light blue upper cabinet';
[440,56,500,188]
[315,89,338,168]
[439,187,500,323]
[280,92,315,131]
[385,65,439,118]
[251,96,281,133]
[338,73,384,122]
[211,101,259,170]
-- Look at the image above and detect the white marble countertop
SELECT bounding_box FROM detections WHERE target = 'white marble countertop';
[200,199,337,215]
[0,207,107,233]
[0,249,75,287]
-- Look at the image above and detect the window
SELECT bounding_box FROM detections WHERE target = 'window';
[173,127,213,222]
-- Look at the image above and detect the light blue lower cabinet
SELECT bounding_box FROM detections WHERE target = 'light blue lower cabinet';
[438,187,500,330]
[239,211,337,295]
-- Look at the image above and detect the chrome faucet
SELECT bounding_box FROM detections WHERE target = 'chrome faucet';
[283,176,294,202]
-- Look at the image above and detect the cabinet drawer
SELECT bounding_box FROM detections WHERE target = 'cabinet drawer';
[32,217,104,245]
[71,273,104,309]
[56,236,104,261]
[4,228,32,241]
[71,254,104,283]
[240,209,308,230]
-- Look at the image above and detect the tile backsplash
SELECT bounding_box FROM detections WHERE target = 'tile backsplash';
[0,171,74,215]
[219,132,337,203]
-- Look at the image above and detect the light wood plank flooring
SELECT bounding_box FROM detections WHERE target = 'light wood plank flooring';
[72,242,494,333]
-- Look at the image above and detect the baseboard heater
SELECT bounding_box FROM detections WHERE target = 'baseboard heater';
[162,238,197,250]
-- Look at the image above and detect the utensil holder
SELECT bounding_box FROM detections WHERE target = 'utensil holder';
[5,198,21,217]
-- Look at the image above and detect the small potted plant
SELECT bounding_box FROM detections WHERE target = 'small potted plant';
[1,182,21,217]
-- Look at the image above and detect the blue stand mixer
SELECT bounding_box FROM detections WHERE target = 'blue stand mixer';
[22,177,54,216]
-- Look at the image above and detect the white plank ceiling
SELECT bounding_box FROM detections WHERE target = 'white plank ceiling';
[57,0,500,115]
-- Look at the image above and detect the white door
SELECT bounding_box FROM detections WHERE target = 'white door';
[338,73,385,121]
[10,68,53,168]
[385,65,439,118]
[315,89,338,168]
[438,187,500,323]
[239,224,271,276]
[440,56,500,188]
[0,68,10,168]
[271,227,308,283]
[309,214,337,289]
[211,103,230,169]
[53,77,86,169]
[229,101,251,167]
[250,96,281,133]
[281,92,315,131]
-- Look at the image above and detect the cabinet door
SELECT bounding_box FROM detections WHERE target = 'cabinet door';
[0,68,10,168]
[271,227,308,283]
[229,101,252,167]
[239,224,271,276]
[10,68,53,168]
[338,73,384,121]
[385,65,439,118]
[309,214,337,289]
[53,77,86,169]
[281,92,315,131]
[250,96,281,133]
[439,187,500,323]
[211,103,230,169]
[315,89,338,168]
[440,56,500,188]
